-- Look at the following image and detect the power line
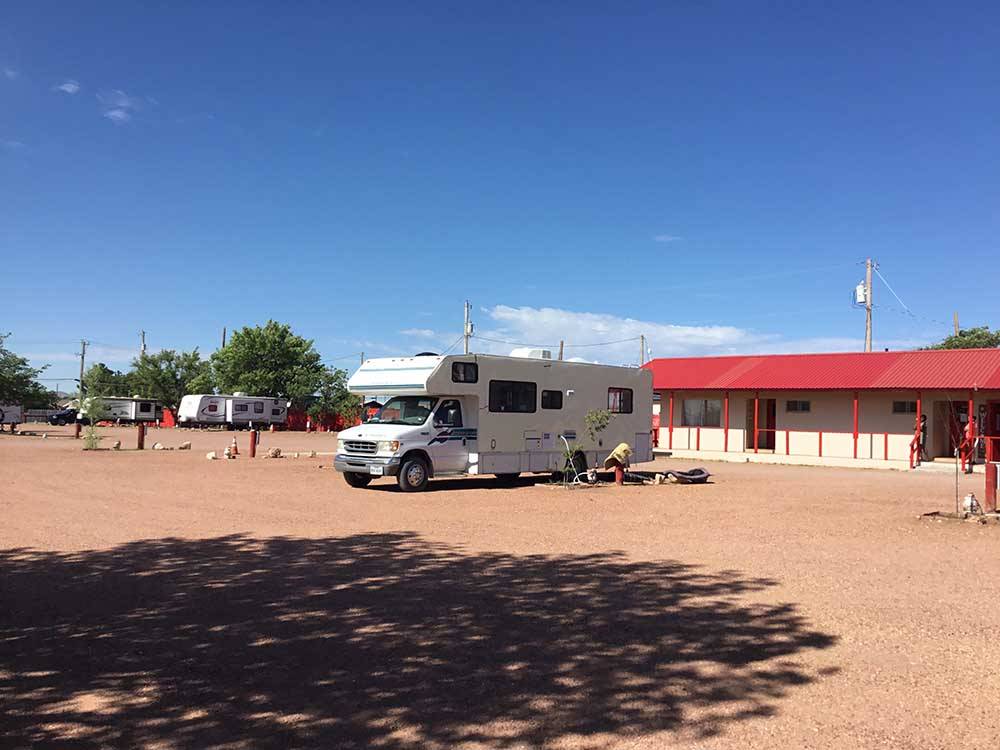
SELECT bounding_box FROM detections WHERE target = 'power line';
[472,333,642,349]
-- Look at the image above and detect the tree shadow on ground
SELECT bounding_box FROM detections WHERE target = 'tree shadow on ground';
[0,533,836,749]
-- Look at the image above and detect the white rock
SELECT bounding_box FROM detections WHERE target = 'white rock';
[112,440,122,450]
[178,441,192,450]
[308,450,317,458]
[206,451,217,460]
[152,442,165,450]
[267,447,282,459]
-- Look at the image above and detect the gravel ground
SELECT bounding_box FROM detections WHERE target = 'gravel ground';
[2,425,999,749]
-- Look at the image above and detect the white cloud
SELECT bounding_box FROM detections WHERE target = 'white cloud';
[653,234,682,243]
[461,305,929,365]
[3,67,18,80]
[54,79,80,94]
[399,328,438,339]
[97,89,143,123]
[103,108,131,123]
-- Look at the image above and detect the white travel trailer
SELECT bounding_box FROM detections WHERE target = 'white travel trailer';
[0,404,23,429]
[335,353,653,491]
[177,394,289,428]
[80,396,159,423]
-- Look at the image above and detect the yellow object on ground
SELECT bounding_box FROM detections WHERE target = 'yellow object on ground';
[603,442,633,469]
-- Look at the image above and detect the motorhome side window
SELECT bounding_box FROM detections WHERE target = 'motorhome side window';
[452,362,478,383]
[139,402,152,413]
[489,380,537,413]
[608,388,633,414]
[254,402,264,414]
[541,390,563,409]
[208,404,218,412]
[236,404,248,412]
[271,408,282,416]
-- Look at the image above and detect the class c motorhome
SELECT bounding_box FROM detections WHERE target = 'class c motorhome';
[177,394,289,428]
[335,353,653,491]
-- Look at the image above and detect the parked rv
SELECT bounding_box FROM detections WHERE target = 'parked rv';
[78,396,159,423]
[335,353,653,491]
[0,404,23,431]
[177,393,289,428]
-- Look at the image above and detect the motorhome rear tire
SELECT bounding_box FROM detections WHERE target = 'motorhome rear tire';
[343,472,373,488]
[398,457,429,492]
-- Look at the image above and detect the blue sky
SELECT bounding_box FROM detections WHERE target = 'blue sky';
[3,1,999,380]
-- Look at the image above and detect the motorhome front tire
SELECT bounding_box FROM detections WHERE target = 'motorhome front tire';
[397,457,429,492]
[343,472,373,488]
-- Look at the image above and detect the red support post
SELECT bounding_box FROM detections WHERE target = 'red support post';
[818,430,823,457]
[696,426,701,451]
[969,390,976,469]
[668,391,674,450]
[884,432,889,461]
[986,461,997,513]
[753,392,759,454]
[723,392,729,453]
[852,391,859,459]
[249,429,258,458]
[74,421,81,439]
[137,422,145,450]
[785,430,790,455]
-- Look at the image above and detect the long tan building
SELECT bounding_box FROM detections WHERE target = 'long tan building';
[643,349,1000,470]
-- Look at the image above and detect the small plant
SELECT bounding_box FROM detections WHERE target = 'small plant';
[81,396,102,450]
[585,408,612,444]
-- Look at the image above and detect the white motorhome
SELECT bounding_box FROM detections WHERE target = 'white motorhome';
[335,353,653,491]
[177,394,289,428]
[79,396,159,423]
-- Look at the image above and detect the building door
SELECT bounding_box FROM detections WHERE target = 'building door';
[985,402,1000,460]
[744,398,776,451]
[933,401,968,458]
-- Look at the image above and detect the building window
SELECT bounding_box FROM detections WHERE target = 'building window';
[892,400,918,414]
[541,390,563,409]
[489,380,536,413]
[786,400,811,413]
[452,362,478,383]
[608,388,633,414]
[681,399,722,427]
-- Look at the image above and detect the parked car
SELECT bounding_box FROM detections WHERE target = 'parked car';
[48,407,78,426]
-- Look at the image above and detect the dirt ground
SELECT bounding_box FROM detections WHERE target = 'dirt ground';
[2,424,999,749]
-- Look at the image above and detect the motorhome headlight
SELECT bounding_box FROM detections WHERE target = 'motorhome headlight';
[377,440,400,454]
[337,439,346,452]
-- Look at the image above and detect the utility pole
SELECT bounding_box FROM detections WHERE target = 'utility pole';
[640,334,646,366]
[864,258,873,352]
[558,340,564,361]
[463,300,473,355]
[76,339,88,439]
[954,312,960,337]
[221,327,227,349]
[139,330,146,355]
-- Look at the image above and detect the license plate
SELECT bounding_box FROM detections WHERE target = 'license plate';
[368,465,384,476]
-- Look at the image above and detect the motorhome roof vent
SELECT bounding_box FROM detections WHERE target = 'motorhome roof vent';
[415,351,438,357]
[510,348,552,360]
[233,391,246,397]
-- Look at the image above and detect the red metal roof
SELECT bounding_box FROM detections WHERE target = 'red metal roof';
[642,349,1000,391]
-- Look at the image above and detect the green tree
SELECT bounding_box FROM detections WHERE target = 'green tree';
[0,333,49,405]
[308,367,362,423]
[129,349,214,411]
[210,321,325,406]
[926,326,1000,350]
[82,363,133,398]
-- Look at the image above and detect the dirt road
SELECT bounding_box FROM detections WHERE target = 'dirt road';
[2,426,998,748]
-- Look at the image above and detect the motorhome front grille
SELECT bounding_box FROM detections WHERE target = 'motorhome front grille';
[345,440,377,454]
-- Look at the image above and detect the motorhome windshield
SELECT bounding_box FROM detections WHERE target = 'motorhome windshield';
[368,396,439,426]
